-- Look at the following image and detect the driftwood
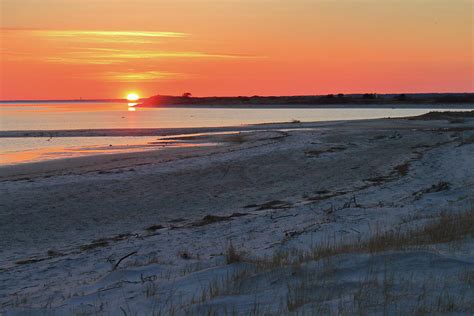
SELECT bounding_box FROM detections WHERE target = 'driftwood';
[113,251,138,270]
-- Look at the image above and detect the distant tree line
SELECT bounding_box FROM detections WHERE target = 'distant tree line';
[140,92,474,107]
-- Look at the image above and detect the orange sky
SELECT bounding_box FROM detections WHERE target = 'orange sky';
[0,0,472,99]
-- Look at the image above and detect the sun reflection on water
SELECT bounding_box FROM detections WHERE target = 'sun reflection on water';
[128,102,138,111]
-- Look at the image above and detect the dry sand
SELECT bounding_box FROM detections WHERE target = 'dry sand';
[1,116,473,314]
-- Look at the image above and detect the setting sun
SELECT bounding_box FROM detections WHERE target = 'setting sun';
[126,93,140,101]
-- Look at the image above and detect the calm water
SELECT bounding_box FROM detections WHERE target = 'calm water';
[0,136,217,165]
[2,102,472,131]
[0,102,472,165]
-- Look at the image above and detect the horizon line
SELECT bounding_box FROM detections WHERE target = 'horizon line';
[1,92,474,103]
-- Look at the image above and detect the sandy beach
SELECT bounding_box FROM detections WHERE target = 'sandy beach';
[1,114,473,314]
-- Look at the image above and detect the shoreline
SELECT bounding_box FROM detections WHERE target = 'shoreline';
[138,103,474,109]
[1,114,473,178]
[0,120,342,138]
[2,92,473,106]
[138,92,474,108]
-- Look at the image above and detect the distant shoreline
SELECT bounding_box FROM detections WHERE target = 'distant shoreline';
[136,103,474,109]
[138,93,474,108]
[1,92,473,107]
[1,101,473,110]
[0,99,130,104]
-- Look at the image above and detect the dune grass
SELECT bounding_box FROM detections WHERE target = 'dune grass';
[181,209,473,314]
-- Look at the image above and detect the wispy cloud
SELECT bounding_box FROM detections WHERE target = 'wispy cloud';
[2,29,261,64]
[42,48,261,64]
[2,29,187,45]
[37,30,186,44]
[101,71,184,82]
[1,28,263,86]
[35,30,188,38]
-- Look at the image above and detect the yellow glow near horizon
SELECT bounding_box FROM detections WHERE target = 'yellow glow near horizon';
[126,93,140,101]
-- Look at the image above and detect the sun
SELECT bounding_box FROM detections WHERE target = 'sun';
[126,93,140,101]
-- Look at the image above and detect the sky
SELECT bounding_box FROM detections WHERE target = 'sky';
[0,0,472,99]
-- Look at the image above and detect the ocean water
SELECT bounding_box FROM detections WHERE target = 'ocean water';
[2,101,472,131]
[0,136,217,165]
[0,102,472,165]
